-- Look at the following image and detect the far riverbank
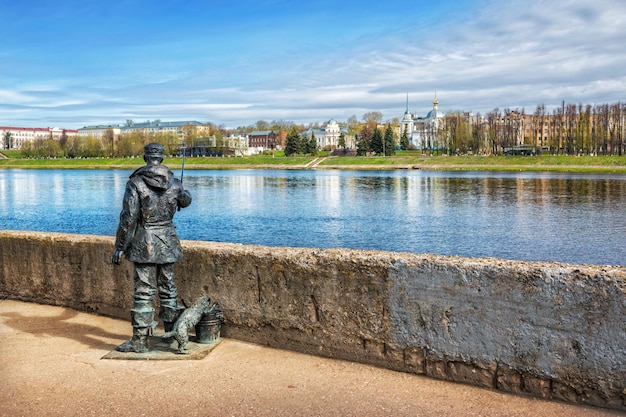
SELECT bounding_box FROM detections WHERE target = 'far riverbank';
[2,151,626,173]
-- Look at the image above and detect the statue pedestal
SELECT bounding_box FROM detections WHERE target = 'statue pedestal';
[102,336,221,361]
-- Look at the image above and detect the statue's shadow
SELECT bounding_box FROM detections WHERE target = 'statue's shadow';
[0,307,128,351]
[0,303,222,360]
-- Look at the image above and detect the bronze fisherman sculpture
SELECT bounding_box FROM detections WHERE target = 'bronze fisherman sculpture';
[111,142,192,353]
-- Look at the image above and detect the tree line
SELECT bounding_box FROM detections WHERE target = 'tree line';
[16,130,184,159]
[7,101,625,158]
[356,123,397,156]
[526,101,625,155]
[431,101,626,156]
[284,128,318,156]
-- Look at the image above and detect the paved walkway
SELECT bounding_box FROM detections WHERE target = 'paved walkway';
[0,300,622,417]
[305,156,328,169]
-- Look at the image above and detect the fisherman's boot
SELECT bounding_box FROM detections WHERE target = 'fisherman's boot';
[115,304,155,353]
[160,299,185,345]
[115,327,150,353]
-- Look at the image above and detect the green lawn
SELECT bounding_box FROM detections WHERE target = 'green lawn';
[2,150,626,172]
[319,152,626,172]
[0,152,317,169]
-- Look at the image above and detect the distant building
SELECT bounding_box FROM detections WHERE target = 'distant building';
[248,130,281,151]
[221,134,250,155]
[0,126,78,150]
[401,95,445,150]
[184,135,251,156]
[123,120,210,139]
[301,120,354,149]
[76,125,123,141]
[78,120,210,141]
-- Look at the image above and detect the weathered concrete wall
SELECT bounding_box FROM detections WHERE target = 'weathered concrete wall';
[0,230,624,410]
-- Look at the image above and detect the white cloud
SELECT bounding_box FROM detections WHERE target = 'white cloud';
[2,0,625,128]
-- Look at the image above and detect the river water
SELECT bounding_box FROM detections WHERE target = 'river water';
[1,168,625,266]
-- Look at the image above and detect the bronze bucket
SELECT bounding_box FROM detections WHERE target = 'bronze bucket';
[195,309,222,344]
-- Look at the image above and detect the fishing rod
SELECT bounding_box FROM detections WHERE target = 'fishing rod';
[178,143,187,212]
[180,142,186,187]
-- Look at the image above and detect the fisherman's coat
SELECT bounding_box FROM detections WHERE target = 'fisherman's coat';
[114,164,192,264]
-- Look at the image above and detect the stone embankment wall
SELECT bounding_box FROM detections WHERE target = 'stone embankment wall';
[0,230,624,411]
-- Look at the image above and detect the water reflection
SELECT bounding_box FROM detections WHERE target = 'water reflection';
[1,169,625,266]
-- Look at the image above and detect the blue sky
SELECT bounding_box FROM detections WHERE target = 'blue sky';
[2,0,625,129]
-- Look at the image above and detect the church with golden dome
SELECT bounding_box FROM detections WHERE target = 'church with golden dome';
[400,94,445,150]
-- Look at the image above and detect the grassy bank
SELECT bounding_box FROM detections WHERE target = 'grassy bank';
[320,154,626,173]
[2,150,626,173]
[0,151,315,170]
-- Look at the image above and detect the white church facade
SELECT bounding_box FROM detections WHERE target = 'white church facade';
[301,119,354,149]
[401,95,445,150]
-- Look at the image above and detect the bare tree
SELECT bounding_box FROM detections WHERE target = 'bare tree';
[551,103,565,154]
[362,111,383,128]
[564,103,577,155]
[271,120,294,131]
[255,120,270,131]
[501,108,523,150]
[609,102,624,155]
[346,115,360,135]
[593,104,610,155]
[486,108,501,154]
[471,113,486,154]
[532,104,547,151]
[444,112,472,154]
[104,128,115,156]
[576,104,593,155]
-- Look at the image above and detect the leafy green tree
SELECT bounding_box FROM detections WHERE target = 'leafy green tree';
[156,132,179,155]
[30,138,45,157]
[400,126,409,150]
[338,132,346,149]
[4,131,13,149]
[182,124,199,143]
[79,136,105,157]
[356,125,373,155]
[307,132,317,155]
[384,124,396,156]
[298,134,308,154]
[42,138,61,157]
[20,140,33,157]
[115,132,143,157]
[284,127,300,157]
[370,128,383,155]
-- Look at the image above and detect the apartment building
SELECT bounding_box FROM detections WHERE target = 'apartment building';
[1,126,78,149]
[78,120,210,141]
[76,125,123,141]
